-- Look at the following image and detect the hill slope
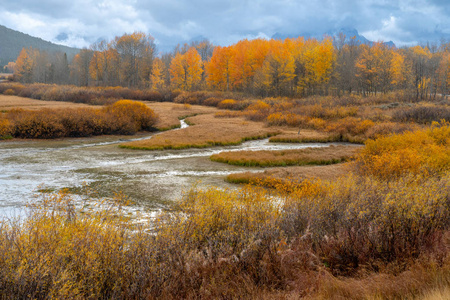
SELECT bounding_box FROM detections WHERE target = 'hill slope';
[0,25,79,68]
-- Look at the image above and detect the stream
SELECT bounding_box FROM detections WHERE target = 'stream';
[0,120,350,218]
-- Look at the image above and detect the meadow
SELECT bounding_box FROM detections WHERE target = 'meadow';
[0,82,449,298]
[210,145,357,167]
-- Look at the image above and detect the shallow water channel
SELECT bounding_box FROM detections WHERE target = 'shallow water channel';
[0,120,347,218]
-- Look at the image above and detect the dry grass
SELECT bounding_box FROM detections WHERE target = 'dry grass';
[269,128,341,143]
[120,113,280,150]
[211,145,358,167]
[226,163,353,185]
[144,102,217,130]
[0,95,97,110]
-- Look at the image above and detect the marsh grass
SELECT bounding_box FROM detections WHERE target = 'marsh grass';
[120,114,280,150]
[211,145,357,167]
[226,163,353,185]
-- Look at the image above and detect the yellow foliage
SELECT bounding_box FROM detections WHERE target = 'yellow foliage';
[358,122,450,179]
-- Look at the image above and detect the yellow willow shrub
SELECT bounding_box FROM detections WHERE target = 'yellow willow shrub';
[0,190,146,299]
[156,185,282,259]
[266,112,285,126]
[307,117,327,129]
[358,123,450,179]
[0,117,11,138]
[284,174,450,274]
[244,100,272,121]
[325,117,375,137]
[4,88,15,95]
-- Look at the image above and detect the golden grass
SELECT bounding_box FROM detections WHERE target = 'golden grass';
[120,113,280,150]
[0,95,97,110]
[227,163,353,185]
[211,145,358,167]
[269,128,341,143]
[144,102,217,130]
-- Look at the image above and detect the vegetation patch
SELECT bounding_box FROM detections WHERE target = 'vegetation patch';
[357,122,450,179]
[1,171,448,299]
[146,102,217,131]
[211,145,357,167]
[226,163,352,186]
[1,100,158,139]
[120,114,280,150]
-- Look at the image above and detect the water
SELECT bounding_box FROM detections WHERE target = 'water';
[0,120,352,218]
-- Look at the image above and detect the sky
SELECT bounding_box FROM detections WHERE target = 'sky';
[1,0,449,52]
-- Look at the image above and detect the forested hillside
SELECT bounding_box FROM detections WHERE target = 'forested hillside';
[0,25,79,69]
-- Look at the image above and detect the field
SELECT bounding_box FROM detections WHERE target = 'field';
[0,94,97,110]
[226,163,353,184]
[210,145,358,167]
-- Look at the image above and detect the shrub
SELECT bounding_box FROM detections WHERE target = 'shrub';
[203,97,223,107]
[357,122,450,179]
[3,89,15,95]
[392,106,450,124]
[325,117,375,136]
[0,117,11,138]
[218,99,238,109]
[8,109,66,138]
[104,100,158,134]
[5,100,158,138]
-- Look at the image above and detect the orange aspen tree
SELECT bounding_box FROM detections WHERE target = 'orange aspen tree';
[206,46,234,91]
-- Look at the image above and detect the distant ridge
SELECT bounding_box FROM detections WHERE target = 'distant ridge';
[0,25,79,69]
[272,27,396,48]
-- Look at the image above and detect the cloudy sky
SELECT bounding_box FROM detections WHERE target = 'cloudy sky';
[1,0,449,52]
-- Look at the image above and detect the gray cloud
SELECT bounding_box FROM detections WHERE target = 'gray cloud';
[0,0,449,51]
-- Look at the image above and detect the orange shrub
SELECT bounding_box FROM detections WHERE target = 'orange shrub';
[307,117,327,129]
[218,99,238,109]
[103,100,158,134]
[6,100,158,138]
[8,109,66,139]
[325,117,374,136]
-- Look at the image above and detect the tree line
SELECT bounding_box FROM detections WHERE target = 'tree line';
[11,32,450,100]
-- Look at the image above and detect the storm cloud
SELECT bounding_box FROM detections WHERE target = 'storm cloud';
[0,0,449,51]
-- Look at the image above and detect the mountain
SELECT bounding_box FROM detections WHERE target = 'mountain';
[272,27,396,47]
[0,25,80,69]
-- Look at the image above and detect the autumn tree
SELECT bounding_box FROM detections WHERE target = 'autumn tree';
[260,40,296,96]
[150,57,165,91]
[170,47,203,91]
[71,49,93,86]
[14,47,35,83]
[114,32,156,87]
[206,46,234,91]
[333,34,360,95]
[408,46,432,100]
[5,62,16,74]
